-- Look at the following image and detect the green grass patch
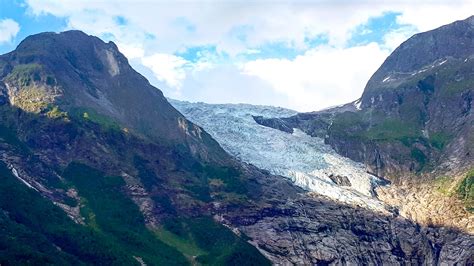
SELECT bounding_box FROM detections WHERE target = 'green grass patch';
[63,162,188,265]
[46,105,68,119]
[202,165,247,195]
[443,76,474,95]
[172,147,249,199]
[70,107,121,131]
[429,131,452,150]
[154,226,206,260]
[161,217,270,266]
[457,169,474,212]
[330,111,422,144]
[365,118,421,142]
[329,111,366,138]
[434,176,453,195]
[5,63,43,87]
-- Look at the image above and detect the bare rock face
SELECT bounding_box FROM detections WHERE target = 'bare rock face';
[376,181,474,233]
[219,167,474,265]
[328,174,351,186]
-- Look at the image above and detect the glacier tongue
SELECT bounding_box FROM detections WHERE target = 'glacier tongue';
[170,99,387,212]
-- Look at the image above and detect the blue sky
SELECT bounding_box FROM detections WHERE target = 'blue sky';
[0,0,471,111]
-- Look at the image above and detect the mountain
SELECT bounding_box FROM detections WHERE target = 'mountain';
[0,30,473,265]
[0,31,225,159]
[0,30,268,265]
[255,16,474,232]
[169,101,473,264]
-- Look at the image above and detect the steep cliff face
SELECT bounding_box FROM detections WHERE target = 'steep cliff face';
[256,16,474,181]
[0,31,473,265]
[0,31,224,162]
[345,15,474,179]
[254,16,474,233]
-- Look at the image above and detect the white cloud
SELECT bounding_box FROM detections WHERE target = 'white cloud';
[116,42,144,59]
[396,4,474,32]
[177,64,292,108]
[24,0,474,111]
[0,19,20,43]
[382,27,416,51]
[25,0,474,53]
[141,53,189,92]
[242,43,389,111]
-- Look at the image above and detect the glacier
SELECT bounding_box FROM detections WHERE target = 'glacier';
[170,99,388,212]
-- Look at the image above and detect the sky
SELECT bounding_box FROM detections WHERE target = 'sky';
[0,0,472,111]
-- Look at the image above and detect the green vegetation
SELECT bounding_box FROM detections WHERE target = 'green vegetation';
[434,176,453,195]
[63,162,268,265]
[202,165,247,194]
[438,60,474,95]
[133,155,163,190]
[46,105,68,119]
[63,162,188,265]
[329,109,438,172]
[5,63,43,87]
[131,155,267,265]
[15,87,51,112]
[70,107,121,131]
[4,64,57,113]
[0,161,140,265]
[410,148,427,167]
[154,226,206,260]
[429,131,452,150]
[0,91,269,265]
[329,111,365,138]
[183,164,248,202]
[443,76,474,95]
[434,170,473,212]
[158,217,270,266]
[330,111,422,144]
[457,169,474,212]
[0,125,30,154]
[171,146,249,201]
[365,118,421,143]
[417,75,435,93]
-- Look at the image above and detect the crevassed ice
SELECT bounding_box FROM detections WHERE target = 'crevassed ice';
[170,99,387,212]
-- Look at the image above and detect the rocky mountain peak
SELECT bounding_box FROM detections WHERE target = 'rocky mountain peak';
[0,30,227,161]
[14,30,124,76]
[362,15,474,103]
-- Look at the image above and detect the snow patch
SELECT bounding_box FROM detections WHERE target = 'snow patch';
[9,165,38,191]
[353,99,362,110]
[411,68,428,76]
[438,59,448,66]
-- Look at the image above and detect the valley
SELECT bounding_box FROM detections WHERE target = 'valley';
[0,15,472,265]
